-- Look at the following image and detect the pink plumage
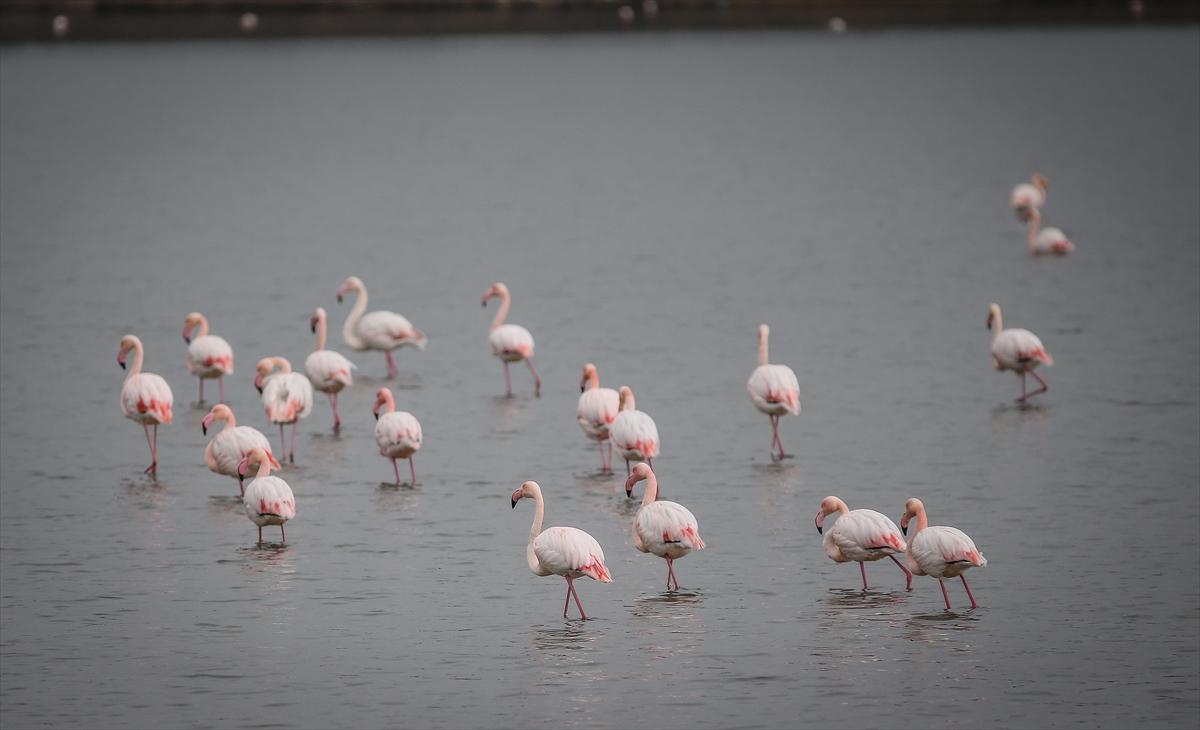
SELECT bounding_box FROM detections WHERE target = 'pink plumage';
[988,303,1053,402]
[627,463,704,591]
[815,496,912,590]
[483,282,540,396]
[748,324,801,459]
[901,498,987,610]
[577,363,621,471]
[118,334,173,474]
[183,312,233,404]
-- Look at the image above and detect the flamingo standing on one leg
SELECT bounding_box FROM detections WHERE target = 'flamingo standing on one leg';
[373,387,422,485]
[609,386,660,477]
[626,463,705,591]
[987,303,1054,403]
[747,324,801,459]
[814,496,913,590]
[305,306,357,428]
[254,357,313,463]
[238,446,296,543]
[511,480,612,620]
[577,363,619,471]
[482,282,540,396]
[1010,173,1048,222]
[183,312,233,404]
[901,498,987,611]
[336,276,427,379]
[1026,207,1075,255]
[202,404,280,495]
[118,335,173,474]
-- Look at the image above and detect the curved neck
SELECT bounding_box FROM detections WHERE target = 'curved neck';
[195,315,209,338]
[620,389,635,412]
[990,308,1004,339]
[909,507,928,540]
[1026,208,1041,252]
[526,486,545,573]
[640,471,659,507]
[342,285,367,349]
[758,328,769,367]
[255,458,272,480]
[586,369,599,390]
[833,497,850,516]
[273,357,292,374]
[379,391,396,414]
[490,289,510,332]
[221,409,236,428]
[126,340,145,378]
[315,311,327,351]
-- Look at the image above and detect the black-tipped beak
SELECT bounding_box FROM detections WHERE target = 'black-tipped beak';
[311,323,316,334]
[901,524,908,536]
[202,424,208,435]
[256,385,263,394]
[816,519,823,535]
[626,487,633,498]
[511,497,518,509]
[337,294,343,303]
[119,360,126,370]
[373,411,379,421]
[183,334,191,344]
[481,301,487,308]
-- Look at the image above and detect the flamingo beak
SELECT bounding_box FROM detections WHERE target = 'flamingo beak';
[310,319,317,334]
[237,458,249,478]
[182,325,192,343]
[336,284,347,304]
[337,294,343,303]
[118,358,126,370]
[254,373,264,394]
[900,516,909,536]
[815,510,825,535]
[625,474,637,498]
[373,403,381,420]
[511,488,523,509]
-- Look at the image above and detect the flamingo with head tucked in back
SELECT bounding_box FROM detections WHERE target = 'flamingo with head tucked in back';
[482,282,540,396]
[201,404,280,495]
[626,463,705,591]
[336,276,427,379]
[118,335,173,474]
[1025,207,1075,255]
[254,357,313,463]
[238,446,296,543]
[183,312,233,404]
[1011,173,1048,221]
[987,303,1054,402]
[373,387,423,485]
[747,324,801,459]
[815,496,912,590]
[901,497,987,610]
[512,480,612,620]
[609,386,659,477]
[305,306,357,428]
[577,363,620,471]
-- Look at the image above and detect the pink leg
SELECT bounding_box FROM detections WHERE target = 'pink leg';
[563,579,573,618]
[1016,372,1028,402]
[219,376,226,403]
[258,526,263,543]
[289,421,298,463]
[328,391,341,428]
[142,423,158,473]
[1026,369,1049,399]
[280,524,286,543]
[525,358,541,396]
[503,362,512,396]
[606,441,613,472]
[385,351,399,379]
[238,476,245,496]
[625,459,631,477]
[279,424,287,461]
[940,580,952,611]
[960,575,979,608]
[567,576,589,620]
[597,438,607,471]
[392,458,401,485]
[409,457,417,485]
[860,561,869,590]
[198,377,205,404]
[666,557,679,591]
[889,554,914,590]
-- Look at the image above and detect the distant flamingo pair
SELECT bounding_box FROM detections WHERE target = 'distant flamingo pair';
[1010,173,1074,255]
[576,365,660,475]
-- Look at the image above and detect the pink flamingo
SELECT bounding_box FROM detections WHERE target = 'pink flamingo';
[238,446,296,543]
[201,404,280,495]
[336,276,427,379]
[901,498,987,610]
[373,387,423,485]
[1010,173,1048,221]
[254,357,313,463]
[626,463,705,591]
[987,303,1054,402]
[305,306,357,428]
[815,496,913,590]
[182,312,233,404]
[1026,207,1075,255]
[118,335,173,474]
[577,363,620,471]
[609,386,659,476]
[482,282,540,396]
[512,481,612,620]
[747,324,801,459]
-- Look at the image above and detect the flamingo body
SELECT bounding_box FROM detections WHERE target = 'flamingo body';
[337,276,426,378]
[988,304,1053,402]
[243,475,296,532]
[815,496,912,590]
[261,372,314,425]
[1033,227,1075,255]
[489,324,534,362]
[121,373,173,426]
[902,497,986,610]
[1011,173,1048,221]
[577,387,619,441]
[747,364,801,416]
[305,350,355,393]
[206,426,273,481]
[186,336,233,379]
[376,411,422,460]
[610,409,659,464]
[627,464,703,590]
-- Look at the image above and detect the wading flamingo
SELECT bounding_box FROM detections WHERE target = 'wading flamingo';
[373,387,422,485]
[901,497,987,610]
[815,496,912,590]
[609,386,660,477]
[201,404,280,495]
[987,303,1054,402]
[1026,207,1075,255]
[482,283,540,396]
[306,306,357,428]
[118,335,173,474]
[512,480,612,620]
[336,276,427,379]
[183,312,233,404]
[626,463,705,591]
[1011,173,1048,221]
[254,357,313,463]
[747,324,801,459]
[238,446,296,543]
[577,363,620,471]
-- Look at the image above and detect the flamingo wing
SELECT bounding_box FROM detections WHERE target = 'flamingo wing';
[829,509,906,561]
[611,410,660,460]
[243,476,296,526]
[993,329,1053,370]
[359,310,426,351]
[635,501,705,555]
[534,526,612,582]
[187,335,234,376]
[305,349,356,391]
[489,324,534,359]
[577,387,620,438]
[121,373,173,424]
[748,364,801,415]
[375,411,422,457]
[262,373,314,424]
[910,526,987,577]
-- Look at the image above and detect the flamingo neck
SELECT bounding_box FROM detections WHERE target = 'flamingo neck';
[273,357,292,374]
[126,340,145,379]
[316,312,327,351]
[195,315,210,338]
[221,409,236,428]
[990,307,1004,339]
[255,458,272,480]
[490,289,510,332]
[586,369,600,390]
[1026,208,1041,252]
[526,486,545,573]
[640,472,659,507]
[909,508,928,540]
[833,498,850,516]
[379,391,396,414]
[758,328,769,367]
[621,390,635,412]
[342,284,368,350]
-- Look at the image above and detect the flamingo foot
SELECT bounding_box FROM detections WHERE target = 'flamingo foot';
[503,362,513,396]
[961,575,979,609]
[889,554,913,590]
[526,358,541,397]
[409,457,417,485]
[860,561,869,591]
[940,580,952,611]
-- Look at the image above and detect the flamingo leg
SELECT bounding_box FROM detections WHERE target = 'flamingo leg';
[666,557,680,591]
[525,358,541,396]
[218,376,226,404]
[328,391,341,428]
[1016,372,1028,402]
[279,424,287,461]
[1026,369,1049,399]
[385,350,399,379]
[392,458,402,485]
[889,554,914,590]
[238,475,245,496]
[566,576,589,620]
[280,524,286,543]
[606,441,613,472]
[563,579,573,618]
[940,579,952,611]
[625,459,631,477]
[597,438,607,471]
[960,575,979,608]
[409,457,417,485]
[860,561,869,590]
[142,423,158,473]
[198,377,205,404]
[258,526,263,543]
[503,362,512,396]
[289,421,298,463]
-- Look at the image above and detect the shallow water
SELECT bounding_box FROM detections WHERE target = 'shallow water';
[1,27,1198,728]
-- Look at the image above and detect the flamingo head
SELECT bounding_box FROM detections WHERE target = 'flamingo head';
[900,497,924,536]
[311,306,325,334]
[986,304,1000,331]
[182,312,204,343]
[625,462,652,498]
[336,276,362,304]
[580,363,598,393]
[201,404,232,435]
[482,282,507,307]
[373,388,394,420]
[511,480,538,509]
[117,335,138,369]
[815,496,847,535]
[1032,172,1048,192]
[617,386,635,412]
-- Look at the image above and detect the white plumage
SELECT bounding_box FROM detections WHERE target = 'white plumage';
[256,357,313,463]
[239,447,296,543]
[482,282,540,396]
[373,387,422,485]
[748,324,800,459]
[610,386,659,475]
[118,334,173,474]
[1010,173,1047,220]
[815,496,912,590]
[627,463,704,590]
[307,306,357,428]
[902,498,987,610]
[183,312,233,403]
[337,276,426,379]
[987,303,1053,402]
[577,363,620,471]
[202,404,277,494]
[1033,226,1075,255]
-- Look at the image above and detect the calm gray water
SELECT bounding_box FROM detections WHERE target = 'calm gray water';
[2,27,1198,729]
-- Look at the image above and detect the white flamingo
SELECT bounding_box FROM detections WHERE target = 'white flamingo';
[183,312,233,404]
[118,335,173,474]
[482,282,540,396]
[901,498,987,610]
[626,463,705,591]
[1026,207,1075,255]
[512,480,612,620]
[238,446,296,543]
[373,387,423,485]
[987,303,1054,402]
[306,306,357,428]
[577,363,620,471]
[609,386,659,476]
[815,496,912,590]
[1010,173,1048,221]
[201,404,280,495]
[336,276,426,379]
[254,357,314,463]
[747,324,801,459]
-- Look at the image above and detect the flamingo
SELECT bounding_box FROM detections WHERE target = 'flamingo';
[577,363,620,471]
[609,386,659,476]
[254,357,314,463]
[482,282,540,396]
[814,496,913,590]
[238,446,296,543]
[511,480,612,620]
[1010,173,1048,222]
[118,335,173,474]
[182,312,233,404]
[201,404,280,495]
[373,387,423,485]
[747,324,801,459]
[900,497,987,610]
[305,306,357,428]
[1025,207,1075,255]
[987,303,1054,402]
[626,463,705,591]
[336,276,427,379]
